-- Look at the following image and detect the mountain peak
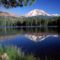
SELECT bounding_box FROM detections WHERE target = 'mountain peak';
[26,9,60,17]
[26,9,50,17]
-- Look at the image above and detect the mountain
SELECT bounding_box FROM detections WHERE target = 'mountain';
[26,9,60,17]
[51,14,60,16]
[0,11,16,17]
[0,9,60,17]
[26,9,50,17]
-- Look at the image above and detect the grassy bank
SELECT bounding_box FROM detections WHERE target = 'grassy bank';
[0,46,36,60]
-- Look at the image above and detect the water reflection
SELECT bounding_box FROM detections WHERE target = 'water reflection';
[0,26,59,60]
[0,26,58,36]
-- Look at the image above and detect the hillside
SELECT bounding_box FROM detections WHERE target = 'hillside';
[0,11,16,17]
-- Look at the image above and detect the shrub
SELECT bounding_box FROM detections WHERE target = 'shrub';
[0,46,36,60]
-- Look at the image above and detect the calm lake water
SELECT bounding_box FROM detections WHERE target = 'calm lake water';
[0,26,60,58]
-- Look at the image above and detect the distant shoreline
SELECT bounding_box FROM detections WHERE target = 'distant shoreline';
[0,26,58,28]
[0,32,58,40]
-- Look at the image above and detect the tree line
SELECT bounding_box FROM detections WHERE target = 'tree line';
[0,16,59,27]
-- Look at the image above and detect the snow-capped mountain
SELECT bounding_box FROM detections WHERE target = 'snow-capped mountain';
[0,9,60,17]
[26,9,50,17]
[26,9,60,17]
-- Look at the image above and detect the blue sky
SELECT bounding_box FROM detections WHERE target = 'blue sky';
[0,0,60,16]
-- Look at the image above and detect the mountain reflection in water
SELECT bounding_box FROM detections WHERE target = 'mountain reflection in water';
[0,35,60,56]
[0,26,59,60]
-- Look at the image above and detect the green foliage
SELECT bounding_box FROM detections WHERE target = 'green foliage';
[0,0,35,8]
[0,46,36,60]
[0,46,4,55]
[0,16,59,27]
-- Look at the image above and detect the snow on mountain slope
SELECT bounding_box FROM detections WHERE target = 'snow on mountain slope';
[51,14,60,16]
[26,9,60,17]
[26,9,50,17]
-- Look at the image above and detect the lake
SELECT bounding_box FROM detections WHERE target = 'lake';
[0,26,60,60]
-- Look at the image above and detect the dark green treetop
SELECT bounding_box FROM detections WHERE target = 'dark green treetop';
[0,0,35,8]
